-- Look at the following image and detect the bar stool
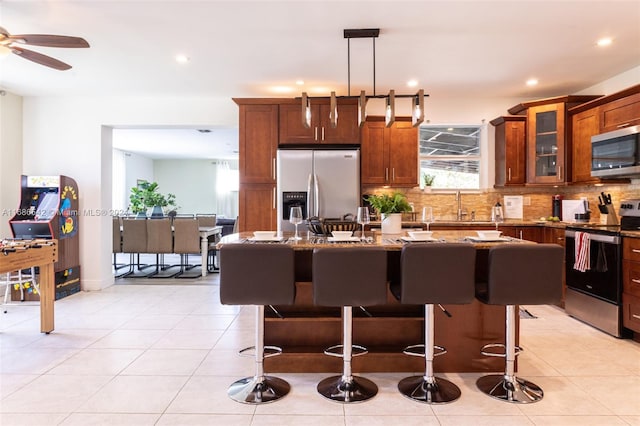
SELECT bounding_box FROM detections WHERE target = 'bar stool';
[475,244,563,404]
[312,247,387,403]
[219,244,295,404]
[397,243,476,404]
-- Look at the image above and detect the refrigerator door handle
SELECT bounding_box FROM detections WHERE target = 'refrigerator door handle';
[307,173,314,218]
[313,173,320,217]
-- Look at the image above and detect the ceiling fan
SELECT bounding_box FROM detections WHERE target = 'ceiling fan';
[0,26,89,71]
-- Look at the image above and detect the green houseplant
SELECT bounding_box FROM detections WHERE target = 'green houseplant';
[422,173,435,187]
[129,180,176,217]
[365,192,411,234]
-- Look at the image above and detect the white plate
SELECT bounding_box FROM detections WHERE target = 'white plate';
[466,236,510,242]
[248,236,284,242]
[401,236,439,242]
[327,236,361,242]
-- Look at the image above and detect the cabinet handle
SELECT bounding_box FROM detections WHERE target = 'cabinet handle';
[519,230,523,239]
[273,187,276,210]
[508,168,511,182]
[557,165,562,181]
[272,158,276,181]
[633,249,640,253]
[392,168,395,181]
[315,127,318,141]
[633,314,640,320]
[617,123,631,128]
[632,279,640,284]
[385,168,389,182]
[321,127,325,141]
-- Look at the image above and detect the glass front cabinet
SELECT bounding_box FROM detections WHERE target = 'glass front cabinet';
[528,103,565,184]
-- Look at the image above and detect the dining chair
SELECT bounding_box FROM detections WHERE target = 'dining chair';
[172,217,202,278]
[120,218,150,277]
[146,217,175,278]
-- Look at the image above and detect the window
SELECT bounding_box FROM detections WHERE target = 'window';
[419,124,483,189]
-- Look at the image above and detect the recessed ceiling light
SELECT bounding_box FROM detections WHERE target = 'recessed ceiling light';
[407,80,418,87]
[175,54,190,63]
[526,78,539,86]
[296,80,304,85]
[597,37,613,47]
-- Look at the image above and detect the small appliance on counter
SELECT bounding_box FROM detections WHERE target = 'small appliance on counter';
[552,194,563,219]
[619,199,640,231]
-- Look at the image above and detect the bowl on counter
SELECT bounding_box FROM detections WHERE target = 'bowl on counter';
[307,217,359,236]
[407,230,434,240]
[253,231,276,240]
[476,230,502,240]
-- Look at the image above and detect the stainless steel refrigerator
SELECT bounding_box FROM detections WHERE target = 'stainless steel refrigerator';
[277,149,360,232]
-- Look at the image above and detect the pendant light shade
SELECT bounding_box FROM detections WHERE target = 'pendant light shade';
[358,90,367,127]
[412,89,425,127]
[302,92,311,128]
[385,90,395,127]
[329,91,338,128]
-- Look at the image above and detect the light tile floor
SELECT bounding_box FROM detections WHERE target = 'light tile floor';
[1,274,639,426]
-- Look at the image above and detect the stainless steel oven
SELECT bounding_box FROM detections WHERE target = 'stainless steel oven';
[565,227,624,337]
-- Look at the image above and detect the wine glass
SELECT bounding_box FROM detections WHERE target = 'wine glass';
[289,206,303,240]
[356,207,370,240]
[421,206,433,231]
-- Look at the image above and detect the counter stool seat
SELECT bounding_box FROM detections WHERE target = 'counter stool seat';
[397,243,476,404]
[312,247,387,403]
[475,244,563,404]
[220,244,295,404]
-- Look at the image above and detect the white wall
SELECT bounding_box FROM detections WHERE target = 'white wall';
[0,91,23,238]
[576,65,640,96]
[154,159,217,214]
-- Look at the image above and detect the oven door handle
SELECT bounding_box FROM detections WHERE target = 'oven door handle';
[565,230,620,244]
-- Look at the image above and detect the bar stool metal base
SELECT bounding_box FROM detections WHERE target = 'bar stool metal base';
[317,375,378,403]
[228,376,291,404]
[398,376,461,404]
[476,374,543,404]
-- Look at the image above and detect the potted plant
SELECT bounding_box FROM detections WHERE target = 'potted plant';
[422,173,435,191]
[129,180,176,218]
[365,192,412,234]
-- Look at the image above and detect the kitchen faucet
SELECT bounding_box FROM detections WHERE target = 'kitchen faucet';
[455,191,467,221]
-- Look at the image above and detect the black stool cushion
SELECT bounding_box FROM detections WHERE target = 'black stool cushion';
[220,244,295,305]
[313,247,387,307]
[400,243,476,305]
[477,244,563,306]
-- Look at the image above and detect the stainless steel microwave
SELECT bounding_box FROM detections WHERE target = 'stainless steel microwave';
[591,125,640,177]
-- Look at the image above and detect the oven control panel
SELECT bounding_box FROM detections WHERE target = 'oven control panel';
[619,199,640,217]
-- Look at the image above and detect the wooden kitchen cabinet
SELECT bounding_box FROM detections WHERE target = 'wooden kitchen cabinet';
[622,237,640,334]
[361,117,418,186]
[491,116,526,187]
[238,183,277,232]
[279,100,360,145]
[234,100,279,232]
[599,91,640,133]
[570,106,601,184]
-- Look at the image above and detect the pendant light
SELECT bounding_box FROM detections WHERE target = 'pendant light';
[385,90,395,127]
[412,89,425,127]
[301,92,311,128]
[358,90,367,127]
[329,91,338,128]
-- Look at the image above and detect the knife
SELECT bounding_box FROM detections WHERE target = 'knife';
[606,193,612,204]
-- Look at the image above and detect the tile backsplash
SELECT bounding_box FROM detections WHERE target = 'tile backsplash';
[363,180,640,222]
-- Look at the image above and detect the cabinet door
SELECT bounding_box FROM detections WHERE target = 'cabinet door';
[238,183,276,232]
[571,107,600,184]
[387,121,418,185]
[493,117,526,186]
[279,103,318,145]
[599,92,640,133]
[544,227,566,247]
[320,103,360,144]
[527,103,566,184]
[239,104,278,184]
[361,120,388,184]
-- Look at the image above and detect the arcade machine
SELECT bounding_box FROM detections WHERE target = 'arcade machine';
[9,175,80,300]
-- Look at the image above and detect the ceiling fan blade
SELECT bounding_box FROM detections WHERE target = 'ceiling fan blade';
[10,46,72,70]
[10,34,89,48]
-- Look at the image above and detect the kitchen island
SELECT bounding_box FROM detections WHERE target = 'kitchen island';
[218,230,537,373]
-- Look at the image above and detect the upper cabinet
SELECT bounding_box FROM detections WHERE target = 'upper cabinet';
[491,116,526,187]
[236,102,278,184]
[279,99,360,145]
[599,91,640,133]
[361,117,418,186]
[508,95,600,185]
[571,107,600,184]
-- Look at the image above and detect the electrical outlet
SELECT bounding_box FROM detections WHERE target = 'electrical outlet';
[523,197,531,206]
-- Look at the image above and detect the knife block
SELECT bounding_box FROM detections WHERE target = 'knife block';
[603,204,619,225]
